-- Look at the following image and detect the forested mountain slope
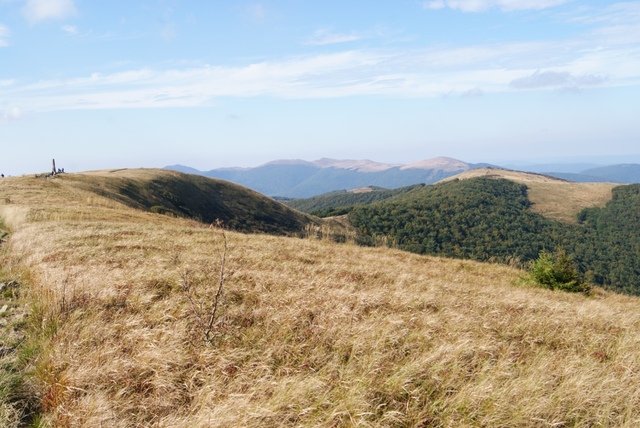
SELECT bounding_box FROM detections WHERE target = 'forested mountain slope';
[288,167,616,224]
[284,184,425,217]
[348,177,640,294]
[442,168,616,223]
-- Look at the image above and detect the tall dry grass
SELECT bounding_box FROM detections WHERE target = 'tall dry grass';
[2,173,640,427]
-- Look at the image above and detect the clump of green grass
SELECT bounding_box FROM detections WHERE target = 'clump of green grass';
[0,229,43,427]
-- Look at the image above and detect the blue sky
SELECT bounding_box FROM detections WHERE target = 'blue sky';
[1,0,639,175]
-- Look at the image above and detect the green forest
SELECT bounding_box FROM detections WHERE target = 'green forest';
[285,184,424,217]
[573,185,640,295]
[346,178,640,295]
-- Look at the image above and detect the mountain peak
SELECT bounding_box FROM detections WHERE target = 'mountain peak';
[311,158,400,172]
[262,159,316,167]
[400,157,470,171]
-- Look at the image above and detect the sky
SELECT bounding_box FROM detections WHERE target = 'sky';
[1,0,639,175]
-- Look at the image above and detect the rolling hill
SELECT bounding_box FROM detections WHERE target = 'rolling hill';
[56,169,318,235]
[2,169,640,426]
[288,167,616,224]
[441,168,616,224]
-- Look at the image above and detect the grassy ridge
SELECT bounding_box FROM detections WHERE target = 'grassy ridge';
[2,171,640,426]
[65,169,316,234]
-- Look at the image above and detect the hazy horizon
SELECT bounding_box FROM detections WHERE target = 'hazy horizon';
[5,153,640,177]
[171,153,640,171]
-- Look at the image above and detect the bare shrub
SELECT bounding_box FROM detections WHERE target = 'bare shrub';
[181,220,234,345]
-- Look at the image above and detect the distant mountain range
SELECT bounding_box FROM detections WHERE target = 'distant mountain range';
[166,157,493,198]
[543,164,640,183]
[165,158,640,198]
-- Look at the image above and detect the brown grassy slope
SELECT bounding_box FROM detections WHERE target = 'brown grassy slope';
[61,168,319,234]
[2,173,640,427]
[443,168,617,223]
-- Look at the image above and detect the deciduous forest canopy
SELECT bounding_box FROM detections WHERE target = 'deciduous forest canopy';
[344,178,640,295]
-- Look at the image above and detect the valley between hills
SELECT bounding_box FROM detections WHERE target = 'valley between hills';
[2,167,640,426]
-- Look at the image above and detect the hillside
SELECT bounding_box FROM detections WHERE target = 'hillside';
[3,171,640,426]
[284,167,616,223]
[349,177,562,260]
[442,168,616,224]
[58,169,317,235]
[347,174,640,294]
[166,157,490,198]
[284,184,425,217]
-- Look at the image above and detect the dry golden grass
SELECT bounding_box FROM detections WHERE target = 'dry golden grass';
[2,171,640,427]
[444,168,617,223]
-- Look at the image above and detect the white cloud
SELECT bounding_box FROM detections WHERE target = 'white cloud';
[423,0,573,12]
[568,2,640,26]
[62,24,77,35]
[5,39,629,112]
[423,0,446,10]
[0,24,9,47]
[510,70,608,90]
[22,0,76,24]
[461,87,484,97]
[305,29,362,46]
[5,3,640,113]
[0,106,22,122]
[571,3,640,46]
[575,74,608,86]
[510,70,572,88]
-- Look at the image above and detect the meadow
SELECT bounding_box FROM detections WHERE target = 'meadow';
[1,171,640,427]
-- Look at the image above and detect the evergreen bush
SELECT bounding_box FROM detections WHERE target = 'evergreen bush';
[530,248,589,293]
